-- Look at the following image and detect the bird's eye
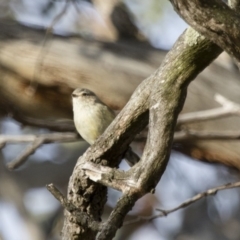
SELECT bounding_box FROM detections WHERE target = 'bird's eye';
[82,92,89,96]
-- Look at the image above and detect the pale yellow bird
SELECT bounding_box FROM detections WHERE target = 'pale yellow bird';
[72,88,139,165]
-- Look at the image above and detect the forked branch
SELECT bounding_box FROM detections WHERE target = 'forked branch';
[61,25,223,239]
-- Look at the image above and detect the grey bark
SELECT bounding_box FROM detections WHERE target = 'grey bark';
[61,27,222,239]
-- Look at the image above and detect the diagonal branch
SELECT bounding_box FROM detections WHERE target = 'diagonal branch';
[124,181,240,225]
[177,94,240,126]
[175,129,240,141]
[33,0,71,90]
[3,132,78,170]
[61,26,223,239]
[62,0,240,236]
[168,0,240,65]
[46,183,101,232]
[7,138,44,170]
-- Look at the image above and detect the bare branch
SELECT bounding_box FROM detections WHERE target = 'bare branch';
[62,25,223,239]
[7,139,44,170]
[0,132,78,144]
[46,0,71,34]
[10,110,75,132]
[3,132,79,170]
[136,94,240,143]
[177,94,240,126]
[124,181,240,225]
[168,0,240,65]
[46,183,69,207]
[174,129,240,141]
[32,0,71,91]
[229,0,240,11]
[46,183,101,232]
[97,194,139,240]
[71,0,81,14]
[175,94,240,141]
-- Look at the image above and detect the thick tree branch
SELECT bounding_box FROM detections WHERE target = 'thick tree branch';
[60,2,240,238]
[229,0,240,11]
[62,26,223,239]
[169,0,240,65]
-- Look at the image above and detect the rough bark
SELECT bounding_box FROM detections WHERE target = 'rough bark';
[61,27,222,239]
[62,0,240,234]
[169,0,240,64]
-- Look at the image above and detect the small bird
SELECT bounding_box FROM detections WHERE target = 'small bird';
[72,88,139,165]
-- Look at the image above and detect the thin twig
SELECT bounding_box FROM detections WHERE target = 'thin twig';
[3,132,79,170]
[46,183,73,210]
[0,132,79,144]
[46,183,100,231]
[7,139,44,170]
[32,0,71,91]
[14,115,75,132]
[71,0,81,14]
[136,94,240,142]
[124,181,240,225]
[174,129,240,141]
[177,94,240,126]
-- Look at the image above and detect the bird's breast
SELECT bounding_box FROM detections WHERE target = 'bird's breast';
[73,104,113,145]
